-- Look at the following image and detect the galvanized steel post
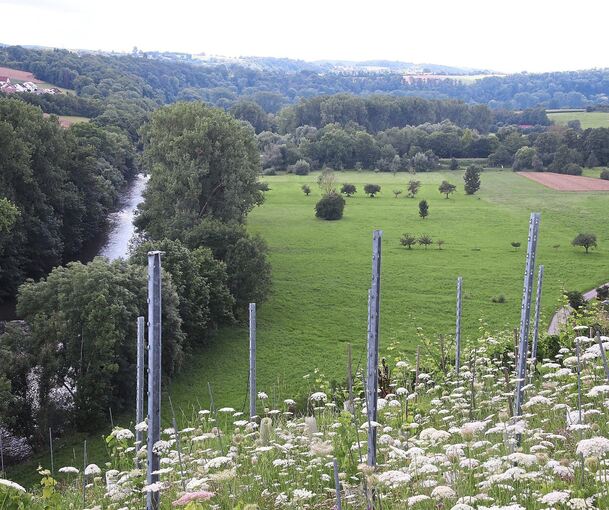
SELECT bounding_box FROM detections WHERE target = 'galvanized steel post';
[146,251,162,510]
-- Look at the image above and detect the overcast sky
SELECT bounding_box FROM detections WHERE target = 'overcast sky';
[0,0,607,73]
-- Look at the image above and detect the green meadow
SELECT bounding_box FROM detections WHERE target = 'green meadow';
[548,110,609,129]
[8,168,609,485]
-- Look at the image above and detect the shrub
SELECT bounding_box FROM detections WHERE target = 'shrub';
[449,158,459,170]
[364,184,381,197]
[315,192,345,220]
[407,180,421,198]
[262,168,277,176]
[491,294,506,303]
[301,184,311,196]
[596,284,609,301]
[400,233,416,249]
[565,290,585,310]
[418,234,433,249]
[258,181,271,192]
[511,241,521,250]
[564,163,583,176]
[393,189,403,198]
[292,159,311,175]
[600,169,609,180]
[340,183,357,197]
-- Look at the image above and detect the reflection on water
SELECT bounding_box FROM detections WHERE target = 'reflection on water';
[98,173,148,260]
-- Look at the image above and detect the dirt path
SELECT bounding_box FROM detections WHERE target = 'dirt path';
[548,283,609,334]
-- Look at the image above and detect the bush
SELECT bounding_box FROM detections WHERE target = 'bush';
[449,158,459,170]
[292,159,311,176]
[364,184,381,197]
[302,184,311,196]
[600,169,609,180]
[315,192,345,220]
[418,199,429,219]
[564,163,583,176]
[400,233,416,249]
[418,234,433,249]
[596,284,609,301]
[565,290,585,310]
[340,183,357,196]
[491,294,506,303]
[511,241,521,250]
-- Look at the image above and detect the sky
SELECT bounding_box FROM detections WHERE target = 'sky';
[0,0,608,73]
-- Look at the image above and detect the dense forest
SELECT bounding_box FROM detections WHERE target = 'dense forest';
[2,46,609,120]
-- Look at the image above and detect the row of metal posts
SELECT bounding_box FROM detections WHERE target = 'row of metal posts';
[135,213,574,509]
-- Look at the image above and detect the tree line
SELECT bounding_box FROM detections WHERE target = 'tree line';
[0,102,271,455]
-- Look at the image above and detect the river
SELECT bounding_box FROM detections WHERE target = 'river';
[0,174,147,321]
[97,173,148,260]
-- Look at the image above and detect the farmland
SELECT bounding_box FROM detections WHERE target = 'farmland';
[548,110,609,129]
[171,169,609,410]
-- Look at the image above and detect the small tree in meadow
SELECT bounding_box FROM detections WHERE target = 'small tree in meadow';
[600,169,609,180]
[400,233,417,249]
[317,169,337,194]
[407,180,421,198]
[438,180,456,199]
[302,184,311,196]
[572,233,597,253]
[463,165,481,195]
[315,192,345,220]
[364,184,381,197]
[419,199,429,219]
[340,183,357,197]
[449,158,459,170]
[393,189,403,198]
[418,234,433,249]
[511,241,521,251]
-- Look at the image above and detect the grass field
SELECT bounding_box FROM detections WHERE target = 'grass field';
[7,168,609,485]
[547,110,609,129]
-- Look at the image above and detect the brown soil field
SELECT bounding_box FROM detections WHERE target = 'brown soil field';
[0,66,42,83]
[518,171,609,191]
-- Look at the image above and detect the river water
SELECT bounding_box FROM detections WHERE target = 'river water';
[97,173,148,260]
[0,174,147,321]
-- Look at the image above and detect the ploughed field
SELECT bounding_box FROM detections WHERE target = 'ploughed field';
[518,172,609,191]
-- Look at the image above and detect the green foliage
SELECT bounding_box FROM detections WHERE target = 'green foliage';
[183,219,272,317]
[417,234,433,249]
[340,183,357,197]
[392,189,403,198]
[130,239,234,343]
[438,180,457,198]
[317,169,338,194]
[512,146,538,170]
[565,290,585,309]
[572,232,597,253]
[229,100,270,134]
[0,98,137,303]
[418,199,429,219]
[600,169,609,180]
[301,184,311,196]
[0,197,19,233]
[11,258,184,438]
[463,165,482,195]
[292,159,311,175]
[136,102,263,236]
[491,294,506,303]
[511,241,521,250]
[364,184,381,197]
[407,179,421,198]
[449,157,459,170]
[400,233,416,249]
[315,192,345,220]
